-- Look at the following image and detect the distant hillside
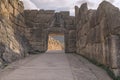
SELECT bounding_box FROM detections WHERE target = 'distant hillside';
[51,36,64,44]
[48,36,64,50]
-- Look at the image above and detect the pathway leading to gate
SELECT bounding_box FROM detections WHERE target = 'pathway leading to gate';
[0,50,112,80]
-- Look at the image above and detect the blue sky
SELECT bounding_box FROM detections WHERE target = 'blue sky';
[21,0,120,15]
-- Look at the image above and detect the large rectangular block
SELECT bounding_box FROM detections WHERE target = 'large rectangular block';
[109,35,119,69]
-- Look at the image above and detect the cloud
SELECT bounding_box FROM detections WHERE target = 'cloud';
[75,0,120,10]
[75,0,95,8]
[109,0,115,3]
[56,7,71,11]
[104,0,115,3]
[30,0,72,10]
[21,0,75,15]
[20,0,38,9]
[29,0,75,15]
[21,0,120,16]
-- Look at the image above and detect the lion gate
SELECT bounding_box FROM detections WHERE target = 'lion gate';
[24,10,76,53]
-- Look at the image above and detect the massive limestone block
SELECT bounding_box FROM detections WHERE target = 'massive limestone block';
[24,10,76,53]
[0,19,26,63]
[0,0,29,66]
[96,1,120,36]
[97,2,120,75]
[65,30,76,53]
[76,1,120,76]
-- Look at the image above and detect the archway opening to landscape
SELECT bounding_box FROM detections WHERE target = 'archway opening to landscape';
[47,33,65,51]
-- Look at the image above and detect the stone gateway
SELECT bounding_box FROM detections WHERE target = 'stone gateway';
[0,0,120,77]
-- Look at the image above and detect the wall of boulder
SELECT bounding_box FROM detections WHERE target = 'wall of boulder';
[0,0,119,77]
[0,0,29,67]
[75,1,120,76]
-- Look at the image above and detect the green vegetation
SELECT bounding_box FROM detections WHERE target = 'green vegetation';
[0,63,8,69]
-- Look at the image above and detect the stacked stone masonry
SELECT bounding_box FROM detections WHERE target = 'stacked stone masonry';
[24,10,76,53]
[0,0,76,67]
[0,0,29,66]
[0,0,120,77]
[75,1,120,76]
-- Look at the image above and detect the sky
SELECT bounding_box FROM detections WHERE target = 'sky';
[20,0,120,16]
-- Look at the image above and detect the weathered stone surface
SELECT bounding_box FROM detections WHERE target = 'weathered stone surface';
[24,10,76,53]
[0,0,120,77]
[0,0,29,67]
[76,1,120,76]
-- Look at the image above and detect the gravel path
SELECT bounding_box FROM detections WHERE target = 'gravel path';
[0,50,112,80]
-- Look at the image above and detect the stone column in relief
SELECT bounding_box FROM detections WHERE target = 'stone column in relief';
[75,6,79,25]
[64,31,69,53]
[110,35,120,76]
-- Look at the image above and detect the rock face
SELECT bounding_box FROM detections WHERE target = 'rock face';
[0,0,120,77]
[0,0,29,66]
[48,36,64,50]
[0,0,76,67]
[75,1,120,76]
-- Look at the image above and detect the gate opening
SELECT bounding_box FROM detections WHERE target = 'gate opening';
[47,33,64,51]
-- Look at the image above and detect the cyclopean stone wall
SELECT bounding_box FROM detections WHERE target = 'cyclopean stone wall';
[0,0,76,67]
[24,10,76,53]
[24,10,55,53]
[0,0,29,67]
[75,1,120,76]
[1,0,119,77]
